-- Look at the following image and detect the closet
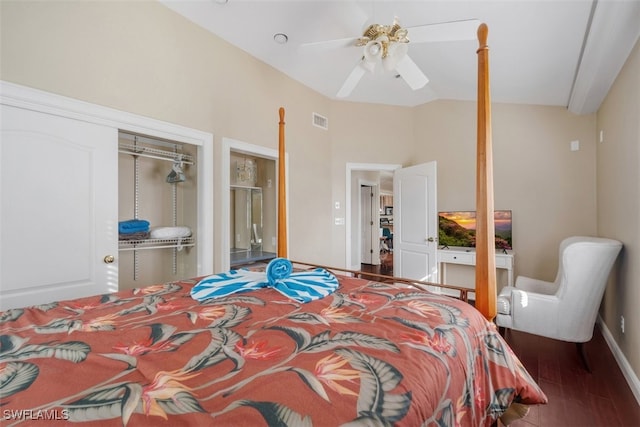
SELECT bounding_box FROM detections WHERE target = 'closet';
[118,132,198,290]
[0,81,213,310]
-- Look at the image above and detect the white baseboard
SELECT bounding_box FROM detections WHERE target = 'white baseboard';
[597,315,640,406]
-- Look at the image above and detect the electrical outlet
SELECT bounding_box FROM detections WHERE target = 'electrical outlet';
[621,315,625,334]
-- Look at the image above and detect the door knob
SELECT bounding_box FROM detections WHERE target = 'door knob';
[426,237,436,242]
[103,255,115,264]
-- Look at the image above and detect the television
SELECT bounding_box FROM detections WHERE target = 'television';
[438,210,512,250]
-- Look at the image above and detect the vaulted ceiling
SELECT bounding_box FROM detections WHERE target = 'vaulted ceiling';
[161,0,640,114]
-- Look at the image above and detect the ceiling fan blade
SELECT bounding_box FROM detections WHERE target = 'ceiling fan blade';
[395,54,429,90]
[407,19,481,43]
[299,2,369,53]
[337,63,366,98]
[298,36,358,53]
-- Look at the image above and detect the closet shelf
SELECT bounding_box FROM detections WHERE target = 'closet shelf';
[119,237,195,251]
[118,142,195,164]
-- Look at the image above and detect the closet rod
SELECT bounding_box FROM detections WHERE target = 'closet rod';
[118,147,195,165]
[119,243,195,252]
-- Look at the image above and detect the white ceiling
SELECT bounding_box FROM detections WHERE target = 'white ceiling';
[161,0,640,114]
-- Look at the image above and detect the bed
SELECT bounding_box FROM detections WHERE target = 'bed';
[0,24,547,426]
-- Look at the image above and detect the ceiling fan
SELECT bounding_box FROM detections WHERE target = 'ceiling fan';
[304,18,481,98]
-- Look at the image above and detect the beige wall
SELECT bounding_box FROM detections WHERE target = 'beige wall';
[329,101,414,267]
[413,100,598,282]
[1,0,637,384]
[597,38,640,380]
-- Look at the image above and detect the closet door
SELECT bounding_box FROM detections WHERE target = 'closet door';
[0,105,118,310]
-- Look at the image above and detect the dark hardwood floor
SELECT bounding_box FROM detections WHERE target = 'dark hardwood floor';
[359,259,640,426]
[504,327,640,426]
[363,251,394,276]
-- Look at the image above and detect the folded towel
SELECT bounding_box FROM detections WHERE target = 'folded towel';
[191,258,339,303]
[150,226,192,239]
[118,219,150,234]
[266,257,293,284]
[118,231,150,241]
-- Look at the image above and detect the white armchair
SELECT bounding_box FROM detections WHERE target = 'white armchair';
[496,236,622,370]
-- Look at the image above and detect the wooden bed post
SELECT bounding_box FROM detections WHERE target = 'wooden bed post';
[475,23,497,321]
[278,107,288,258]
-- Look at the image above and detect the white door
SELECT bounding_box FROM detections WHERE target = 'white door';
[0,105,118,310]
[360,185,375,264]
[393,162,437,282]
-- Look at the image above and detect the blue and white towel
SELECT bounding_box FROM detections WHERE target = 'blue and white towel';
[190,258,339,303]
[118,219,150,234]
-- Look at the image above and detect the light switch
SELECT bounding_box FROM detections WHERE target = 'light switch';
[570,140,580,151]
[335,202,340,209]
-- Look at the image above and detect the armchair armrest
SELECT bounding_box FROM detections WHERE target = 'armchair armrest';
[515,275,557,295]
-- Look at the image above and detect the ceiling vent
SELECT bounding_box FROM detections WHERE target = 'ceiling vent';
[312,112,328,130]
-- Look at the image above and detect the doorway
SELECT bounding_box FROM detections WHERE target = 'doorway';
[346,162,437,281]
[222,138,282,270]
[229,152,276,266]
[346,163,401,272]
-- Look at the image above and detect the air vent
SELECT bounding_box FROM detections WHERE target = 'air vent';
[312,112,328,130]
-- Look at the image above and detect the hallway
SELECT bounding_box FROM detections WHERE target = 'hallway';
[360,250,393,277]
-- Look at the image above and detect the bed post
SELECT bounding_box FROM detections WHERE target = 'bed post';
[278,107,288,258]
[475,23,497,321]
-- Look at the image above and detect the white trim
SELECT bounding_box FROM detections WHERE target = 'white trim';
[0,80,214,276]
[346,162,401,270]
[597,315,640,406]
[221,137,287,271]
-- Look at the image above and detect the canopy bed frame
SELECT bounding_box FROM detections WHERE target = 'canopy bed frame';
[278,24,497,321]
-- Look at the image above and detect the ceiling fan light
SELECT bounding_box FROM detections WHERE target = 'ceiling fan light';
[382,56,397,72]
[363,40,382,63]
[383,42,408,71]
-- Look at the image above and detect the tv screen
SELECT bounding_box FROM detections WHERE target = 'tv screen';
[438,210,512,250]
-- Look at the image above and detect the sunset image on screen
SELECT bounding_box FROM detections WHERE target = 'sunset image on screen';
[438,210,512,250]
[440,211,477,229]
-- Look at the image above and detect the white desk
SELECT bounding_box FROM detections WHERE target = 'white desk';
[438,247,515,289]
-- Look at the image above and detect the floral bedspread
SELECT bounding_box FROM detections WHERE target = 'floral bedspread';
[0,275,546,426]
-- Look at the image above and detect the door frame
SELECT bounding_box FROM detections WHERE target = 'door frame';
[0,80,214,278]
[358,181,378,266]
[221,137,288,271]
[346,162,401,270]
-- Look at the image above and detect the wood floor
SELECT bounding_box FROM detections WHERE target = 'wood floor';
[359,261,640,426]
[504,327,640,426]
